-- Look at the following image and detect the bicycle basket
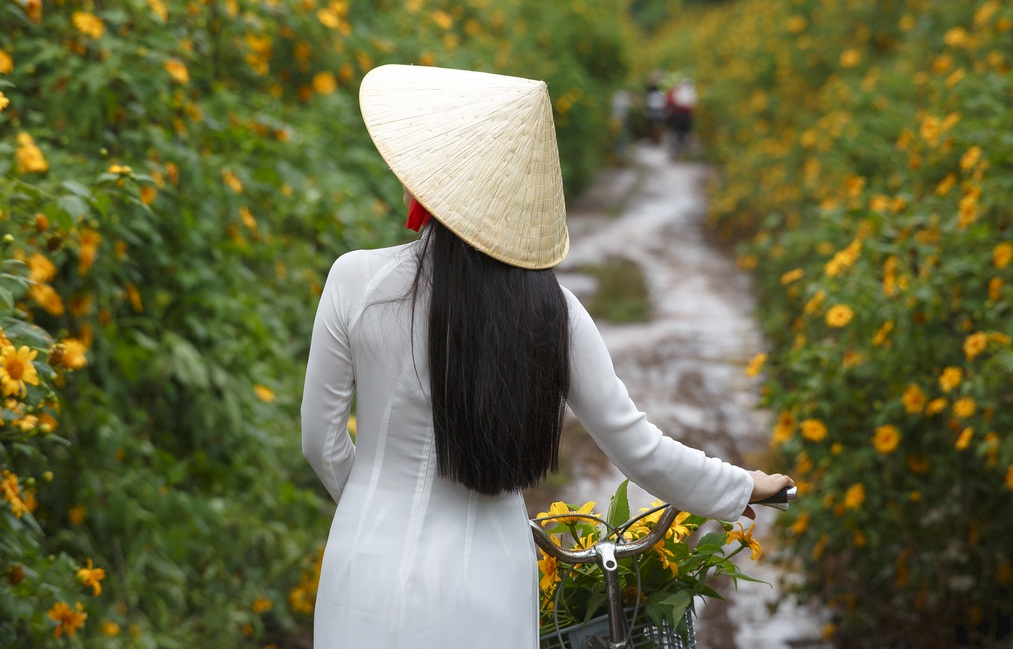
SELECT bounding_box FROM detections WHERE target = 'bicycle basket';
[539,607,696,649]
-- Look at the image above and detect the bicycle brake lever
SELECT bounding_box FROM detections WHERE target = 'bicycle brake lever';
[753,485,797,511]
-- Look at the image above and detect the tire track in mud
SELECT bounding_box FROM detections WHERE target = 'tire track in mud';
[524,142,828,649]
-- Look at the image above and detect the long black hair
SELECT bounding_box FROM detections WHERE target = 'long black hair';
[410,218,571,496]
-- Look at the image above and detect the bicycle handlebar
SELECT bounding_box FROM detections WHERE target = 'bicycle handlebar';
[530,485,798,562]
[530,503,682,564]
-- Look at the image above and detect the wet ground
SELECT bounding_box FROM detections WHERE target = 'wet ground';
[523,141,830,649]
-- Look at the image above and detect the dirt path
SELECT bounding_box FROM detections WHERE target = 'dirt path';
[524,142,829,648]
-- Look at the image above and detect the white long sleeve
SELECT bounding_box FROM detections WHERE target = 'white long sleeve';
[301,255,358,504]
[563,287,753,521]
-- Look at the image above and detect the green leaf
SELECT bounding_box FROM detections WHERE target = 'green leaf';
[60,180,94,199]
[696,531,727,547]
[57,195,90,221]
[607,479,630,529]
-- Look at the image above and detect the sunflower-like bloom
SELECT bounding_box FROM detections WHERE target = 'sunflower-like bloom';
[725,522,763,560]
[0,345,40,397]
[47,601,87,638]
[537,548,561,592]
[76,558,105,596]
[536,500,596,526]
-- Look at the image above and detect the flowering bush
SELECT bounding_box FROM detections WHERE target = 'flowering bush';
[646,0,1013,645]
[534,480,763,638]
[1,1,636,646]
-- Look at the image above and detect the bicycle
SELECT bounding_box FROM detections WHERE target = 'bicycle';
[531,486,797,649]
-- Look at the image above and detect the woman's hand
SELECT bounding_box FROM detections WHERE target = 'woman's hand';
[742,470,795,520]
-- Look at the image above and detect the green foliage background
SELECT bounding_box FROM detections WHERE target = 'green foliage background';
[0,1,634,646]
[645,0,1013,646]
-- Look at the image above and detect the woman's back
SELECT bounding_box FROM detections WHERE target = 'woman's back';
[303,242,539,648]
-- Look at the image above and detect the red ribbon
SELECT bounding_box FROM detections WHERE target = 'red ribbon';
[405,198,432,232]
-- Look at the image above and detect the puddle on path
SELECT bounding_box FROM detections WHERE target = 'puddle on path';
[525,142,830,649]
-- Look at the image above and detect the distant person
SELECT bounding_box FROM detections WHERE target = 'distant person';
[666,77,698,158]
[643,78,669,144]
[610,89,631,163]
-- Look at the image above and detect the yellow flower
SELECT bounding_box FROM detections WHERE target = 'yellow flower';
[240,206,257,230]
[15,132,49,174]
[800,419,827,442]
[28,252,57,284]
[69,504,87,526]
[72,12,105,39]
[839,49,861,68]
[0,49,12,74]
[536,501,596,526]
[780,268,805,285]
[745,352,766,377]
[843,483,864,509]
[1,470,29,518]
[725,522,762,560]
[994,243,1013,269]
[955,427,973,450]
[164,59,190,85]
[920,115,940,144]
[989,277,1003,302]
[936,173,956,196]
[0,346,40,397]
[102,620,121,636]
[59,338,89,370]
[869,195,889,212]
[317,8,340,28]
[537,547,561,591]
[432,10,453,29]
[0,91,9,113]
[957,194,977,229]
[787,15,807,33]
[938,367,962,393]
[140,185,157,205]
[253,596,273,613]
[77,558,105,596]
[1006,465,1013,491]
[842,349,864,368]
[312,71,337,95]
[48,601,87,638]
[147,0,168,21]
[960,146,982,171]
[772,411,795,445]
[963,332,988,361]
[78,228,101,276]
[944,27,969,47]
[20,0,42,23]
[222,170,243,194]
[989,332,1011,346]
[953,397,976,419]
[902,385,926,414]
[253,384,275,402]
[925,398,948,416]
[791,511,809,535]
[872,425,901,454]
[946,69,966,87]
[872,321,894,346]
[824,240,861,276]
[28,283,64,315]
[825,304,854,328]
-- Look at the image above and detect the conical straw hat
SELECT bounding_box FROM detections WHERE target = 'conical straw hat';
[359,64,569,269]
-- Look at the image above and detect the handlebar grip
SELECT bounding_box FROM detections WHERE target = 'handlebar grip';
[753,485,797,510]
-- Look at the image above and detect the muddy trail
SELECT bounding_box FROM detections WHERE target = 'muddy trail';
[523,142,829,649]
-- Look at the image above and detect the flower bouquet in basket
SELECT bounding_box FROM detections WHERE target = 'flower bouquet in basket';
[534,480,764,644]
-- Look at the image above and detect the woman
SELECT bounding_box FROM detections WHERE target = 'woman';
[301,64,793,649]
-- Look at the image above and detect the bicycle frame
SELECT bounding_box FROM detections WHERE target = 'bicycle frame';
[531,505,683,649]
